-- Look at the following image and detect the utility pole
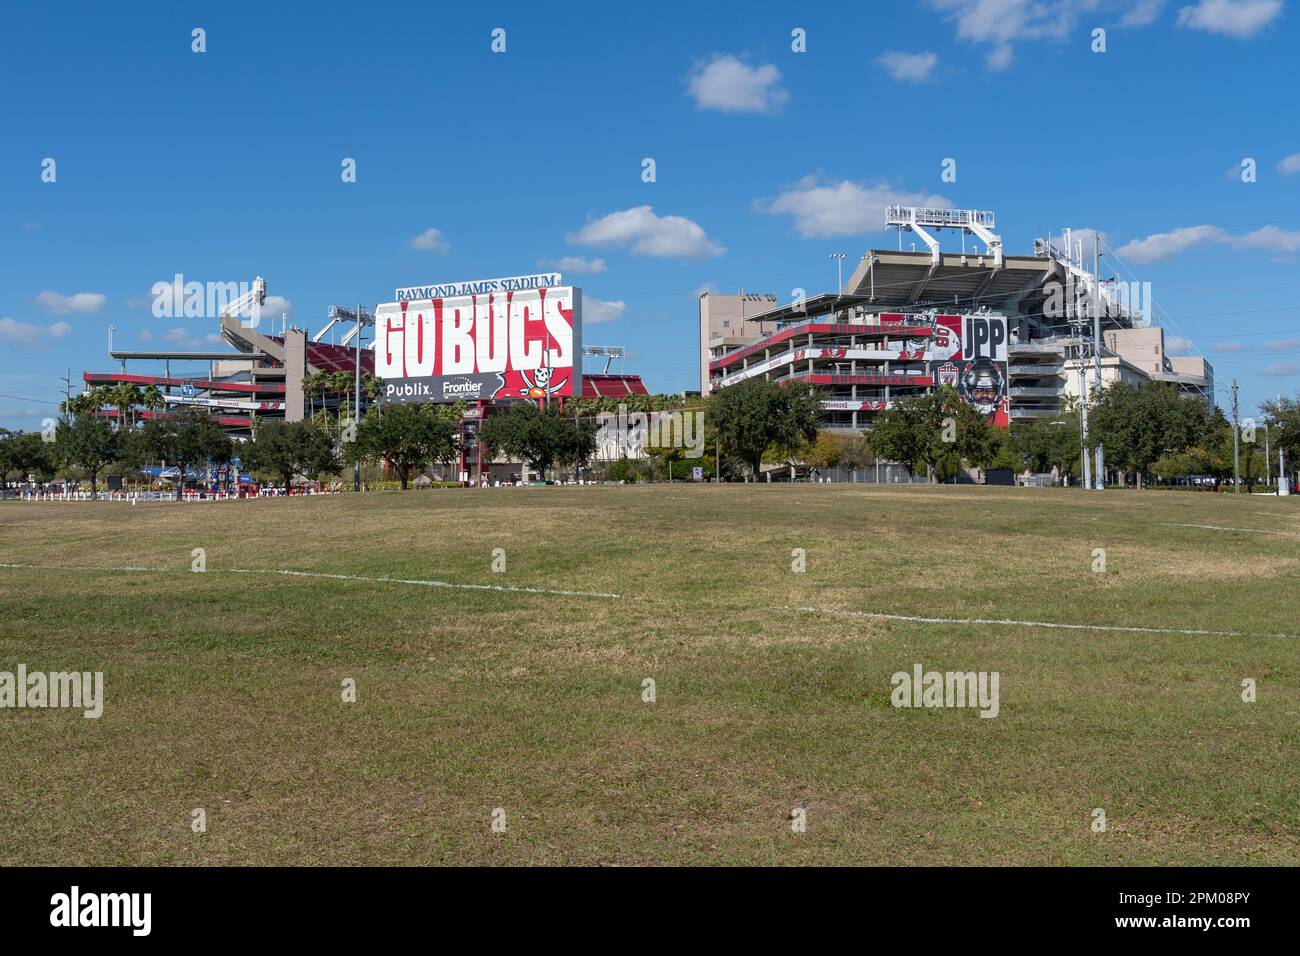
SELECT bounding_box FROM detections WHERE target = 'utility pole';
[1231,379,1241,493]
[1264,423,1271,489]
[1079,355,1092,490]
[354,303,363,493]
[61,369,72,421]
[1091,233,1104,490]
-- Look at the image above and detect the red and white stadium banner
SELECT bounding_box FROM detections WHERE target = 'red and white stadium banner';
[376,287,582,404]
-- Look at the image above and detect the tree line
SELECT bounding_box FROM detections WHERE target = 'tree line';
[5,377,1298,492]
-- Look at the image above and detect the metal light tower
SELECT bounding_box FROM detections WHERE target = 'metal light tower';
[830,252,847,293]
[327,304,373,492]
[830,253,847,322]
[1091,233,1105,490]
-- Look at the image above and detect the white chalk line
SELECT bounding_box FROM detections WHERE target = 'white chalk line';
[1164,522,1300,538]
[0,563,621,600]
[2,561,1293,637]
[790,605,1299,640]
[221,567,622,599]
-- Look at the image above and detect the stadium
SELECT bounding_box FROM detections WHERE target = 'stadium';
[703,207,1214,436]
[79,279,652,485]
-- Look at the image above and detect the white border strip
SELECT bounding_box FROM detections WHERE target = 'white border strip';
[791,605,1298,639]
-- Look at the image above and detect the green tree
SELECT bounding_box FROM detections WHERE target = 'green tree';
[55,415,122,498]
[1260,393,1300,483]
[479,402,596,479]
[800,431,847,472]
[140,384,165,418]
[0,430,58,484]
[348,403,459,489]
[705,377,821,479]
[141,407,234,499]
[868,386,993,481]
[1012,411,1083,480]
[1090,381,1216,489]
[247,420,341,492]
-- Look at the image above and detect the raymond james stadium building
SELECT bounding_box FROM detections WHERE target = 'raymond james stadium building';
[702,207,1213,432]
[80,272,649,483]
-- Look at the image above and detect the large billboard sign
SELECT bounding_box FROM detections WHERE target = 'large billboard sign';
[376,286,582,404]
[882,312,1009,426]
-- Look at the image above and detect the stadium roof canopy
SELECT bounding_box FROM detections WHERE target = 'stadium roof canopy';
[741,293,877,326]
[838,250,1056,311]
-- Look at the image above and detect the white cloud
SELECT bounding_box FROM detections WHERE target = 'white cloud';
[1176,0,1283,37]
[1059,226,1108,252]
[1213,341,1244,351]
[161,328,203,347]
[1119,0,1167,26]
[1225,225,1300,253]
[985,44,1015,70]
[584,297,627,324]
[34,290,106,314]
[877,51,939,83]
[259,295,295,324]
[927,0,1088,69]
[1278,152,1300,175]
[1115,223,1300,262]
[567,206,725,259]
[408,227,450,253]
[538,256,607,274]
[757,176,952,239]
[686,55,789,114]
[1264,337,1300,351]
[1261,361,1300,377]
[1166,334,1196,354]
[0,317,70,346]
[1113,225,1227,262]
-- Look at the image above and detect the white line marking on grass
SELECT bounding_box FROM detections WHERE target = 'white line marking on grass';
[1164,522,1299,538]
[790,605,1299,639]
[0,563,620,600]
[222,567,622,599]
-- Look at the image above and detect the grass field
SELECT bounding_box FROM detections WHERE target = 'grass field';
[1,484,1298,866]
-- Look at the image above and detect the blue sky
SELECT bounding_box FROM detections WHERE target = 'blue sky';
[3,0,1298,428]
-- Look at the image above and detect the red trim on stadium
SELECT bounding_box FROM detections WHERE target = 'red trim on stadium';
[99,408,250,428]
[710,322,935,371]
[84,373,285,394]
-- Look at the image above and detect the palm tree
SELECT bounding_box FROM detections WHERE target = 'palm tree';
[111,383,142,428]
[141,384,165,420]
